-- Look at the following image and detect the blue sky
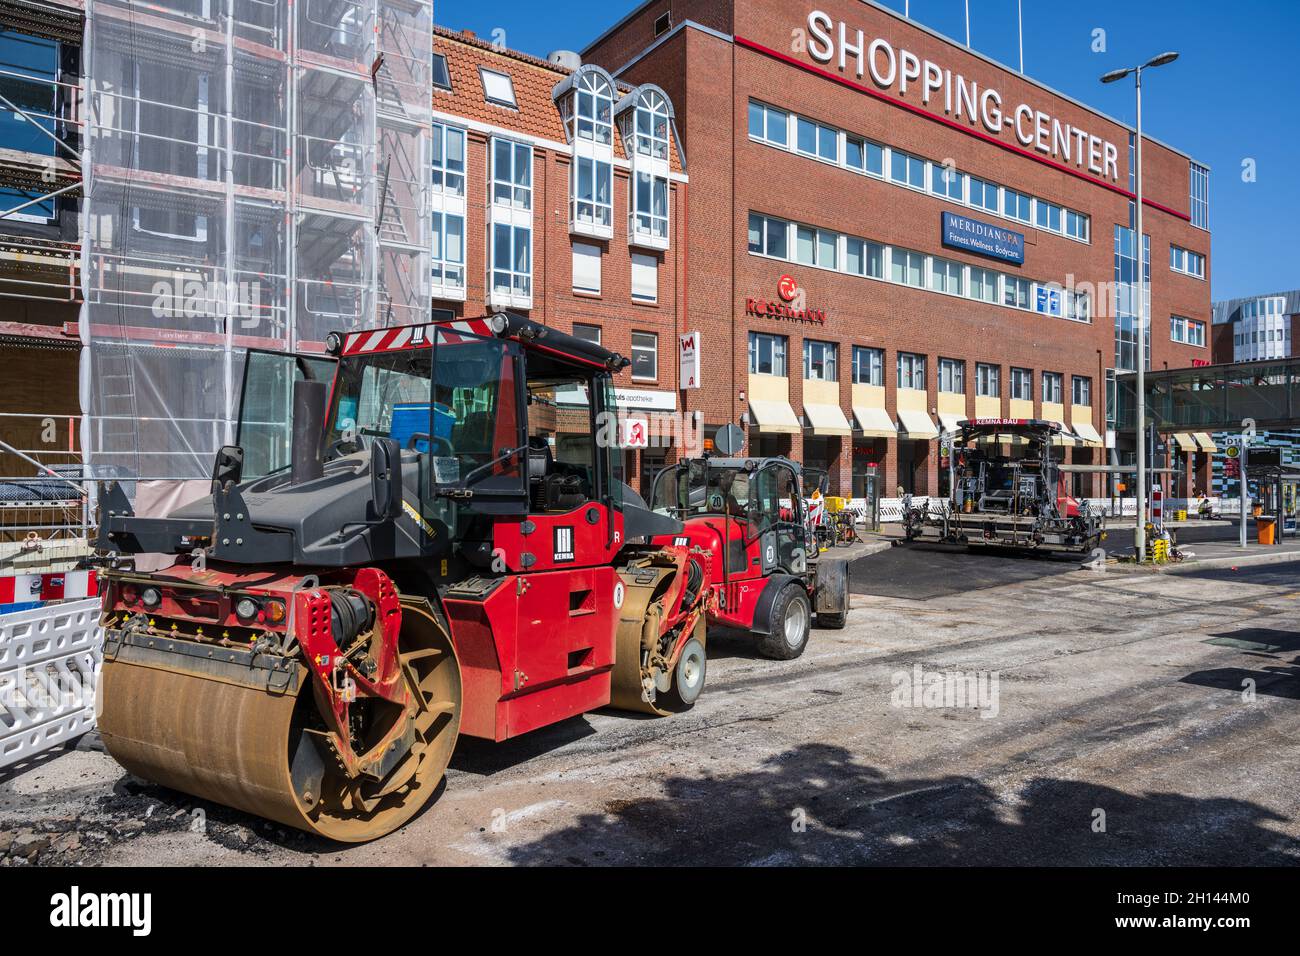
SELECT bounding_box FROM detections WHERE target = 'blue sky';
[435,0,1300,301]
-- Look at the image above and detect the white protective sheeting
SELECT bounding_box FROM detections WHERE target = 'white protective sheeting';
[82,0,432,483]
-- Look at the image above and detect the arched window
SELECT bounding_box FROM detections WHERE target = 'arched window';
[635,88,670,160]
[574,70,613,145]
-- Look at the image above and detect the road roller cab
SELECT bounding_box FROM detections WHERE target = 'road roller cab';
[93,313,712,841]
[645,449,849,661]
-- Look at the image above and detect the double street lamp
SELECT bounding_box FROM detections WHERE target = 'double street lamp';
[1101,51,1179,559]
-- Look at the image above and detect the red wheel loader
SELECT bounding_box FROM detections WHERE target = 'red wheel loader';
[644,435,849,661]
[93,313,711,842]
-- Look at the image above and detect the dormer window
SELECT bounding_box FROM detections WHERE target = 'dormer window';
[635,88,670,161]
[432,52,451,91]
[573,70,613,145]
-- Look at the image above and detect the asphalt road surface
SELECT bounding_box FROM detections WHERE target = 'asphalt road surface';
[3,554,1298,866]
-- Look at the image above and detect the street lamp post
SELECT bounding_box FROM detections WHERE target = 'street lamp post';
[1102,52,1178,560]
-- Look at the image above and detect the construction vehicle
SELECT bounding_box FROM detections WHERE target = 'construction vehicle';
[92,313,713,842]
[646,427,848,661]
[902,418,1105,555]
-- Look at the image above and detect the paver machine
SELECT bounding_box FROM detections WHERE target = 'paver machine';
[93,313,713,842]
[645,426,848,661]
[902,418,1104,554]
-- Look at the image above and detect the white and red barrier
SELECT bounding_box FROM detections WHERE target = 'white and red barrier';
[0,569,98,612]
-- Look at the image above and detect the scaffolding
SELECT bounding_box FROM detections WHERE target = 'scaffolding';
[80,0,431,481]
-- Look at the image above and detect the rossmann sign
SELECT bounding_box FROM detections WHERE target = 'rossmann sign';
[802,9,1122,182]
[746,274,827,324]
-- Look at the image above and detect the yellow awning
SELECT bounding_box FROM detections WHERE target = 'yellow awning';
[897,409,939,440]
[804,403,852,436]
[853,406,897,438]
[1072,422,1104,446]
[748,398,801,434]
[1172,432,1197,451]
[1193,432,1218,452]
[937,412,966,434]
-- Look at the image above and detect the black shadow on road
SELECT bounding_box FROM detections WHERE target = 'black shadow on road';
[499,742,1300,866]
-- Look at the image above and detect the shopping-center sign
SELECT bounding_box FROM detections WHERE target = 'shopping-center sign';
[745,274,827,324]
[804,10,1122,182]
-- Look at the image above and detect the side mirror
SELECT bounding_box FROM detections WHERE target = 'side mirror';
[211,445,243,490]
[370,438,403,520]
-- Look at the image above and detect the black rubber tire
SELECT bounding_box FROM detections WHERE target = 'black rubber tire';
[660,634,707,710]
[756,584,812,660]
[816,608,847,630]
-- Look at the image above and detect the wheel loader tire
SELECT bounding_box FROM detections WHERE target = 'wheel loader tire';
[756,584,811,660]
[659,634,707,710]
[816,608,847,629]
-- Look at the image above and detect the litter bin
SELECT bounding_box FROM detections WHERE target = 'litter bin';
[1257,516,1277,545]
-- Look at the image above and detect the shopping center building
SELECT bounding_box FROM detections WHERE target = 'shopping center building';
[581,0,1213,497]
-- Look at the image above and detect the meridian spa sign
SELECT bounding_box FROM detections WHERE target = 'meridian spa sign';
[804,9,1122,182]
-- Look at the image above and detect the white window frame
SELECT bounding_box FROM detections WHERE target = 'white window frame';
[572,242,601,295]
[431,121,465,197]
[976,363,1000,398]
[749,331,787,377]
[431,210,465,298]
[803,339,838,381]
[630,331,658,381]
[1010,367,1033,401]
[897,352,925,390]
[1041,371,1063,405]
[631,252,658,303]
[1071,375,1091,407]
[852,346,883,386]
[938,357,965,394]
[490,137,532,210]
[480,67,517,108]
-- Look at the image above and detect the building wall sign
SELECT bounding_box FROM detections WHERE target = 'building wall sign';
[556,384,677,411]
[942,212,1025,265]
[805,10,1122,182]
[679,331,701,389]
[747,275,826,324]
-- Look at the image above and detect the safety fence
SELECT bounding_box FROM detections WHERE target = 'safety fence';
[0,597,101,770]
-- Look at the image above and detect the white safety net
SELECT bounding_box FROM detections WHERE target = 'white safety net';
[79,0,431,483]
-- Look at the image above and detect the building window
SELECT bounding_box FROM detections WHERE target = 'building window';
[852,346,883,386]
[1035,200,1063,233]
[930,164,964,201]
[573,323,601,344]
[889,149,926,190]
[635,88,671,160]
[938,358,965,394]
[1072,375,1091,407]
[573,155,613,229]
[1190,162,1209,230]
[1010,367,1032,401]
[1003,276,1031,310]
[969,266,998,304]
[574,70,614,144]
[631,252,658,303]
[1065,209,1089,242]
[1171,315,1206,347]
[930,258,964,296]
[1066,289,1091,323]
[480,67,517,108]
[491,138,531,209]
[897,352,925,390]
[890,249,924,288]
[968,177,1000,214]
[491,223,531,299]
[431,122,465,196]
[1003,188,1032,224]
[631,332,658,380]
[572,242,601,295]
[748,100,789,148]
[654,11,671,36]
[748,212,788,259]
[633,171,669,241]
[749,332,787,376]
[431,211,465,293]
[431,52,451,91]
[845,134,884,176]
[845,237,883,278]
[0,30,58,158]
[1170,244,1206,279]
[795,116,838,163]
[795,225,837,269]
[976,363,1000,397]
[804,339,837,380]
[1041,371,1063,404]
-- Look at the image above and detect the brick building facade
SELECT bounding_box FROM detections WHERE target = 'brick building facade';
[582,0,1213,499]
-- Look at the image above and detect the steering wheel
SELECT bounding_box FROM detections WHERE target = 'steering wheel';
[404,431,453,457]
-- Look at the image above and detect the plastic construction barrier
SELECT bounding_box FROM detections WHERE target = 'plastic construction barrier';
[0,598,102,769]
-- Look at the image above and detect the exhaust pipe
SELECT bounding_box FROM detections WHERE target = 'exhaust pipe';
[291,378,327,485]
